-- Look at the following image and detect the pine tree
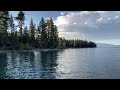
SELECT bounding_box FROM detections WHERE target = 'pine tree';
[9,15,16,49]
[29,18,35,47]
[36,24,41,48]
[46,18,55,48]
[0,11,97,50]
[29,18,34,37]
[46,18,59,48]
[53,25,59,48]
[0,11,10,47]
[59,38,66,49]
[23,26,29,44]
[9,15,15,34]
[38,22,41,34]
[40,17,48,48]
[15,11,25,37]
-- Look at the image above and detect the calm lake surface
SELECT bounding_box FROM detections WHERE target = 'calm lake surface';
[0,47,120,79]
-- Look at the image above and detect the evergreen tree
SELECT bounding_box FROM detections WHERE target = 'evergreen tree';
[49,18,54,48]
[9,15,15,34]
[29,18,35,47]
[40,17,48,48]
[15,11,25,44]
[46,18,58,48]
[37,23,41,34]
[0,11,97,50]
[36,24,41,48]
[59,38,66,49]
[9,15,16,49]
[53,25,59,48]
[23,26,29,44]
[0,11,9,34]
[0,11,10,47]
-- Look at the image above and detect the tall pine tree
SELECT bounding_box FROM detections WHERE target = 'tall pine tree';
[15,11,25,36]
[46,18,58,48]
[9,15,16,49]
[40,17,48,48]
[0,11,10,47]
[9,15,15,34]
[53,25,59,48]
[29,18,35,47]
[23,26,29,44]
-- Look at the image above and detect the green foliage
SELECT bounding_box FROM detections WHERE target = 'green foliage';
[63,39,97,48]
[46,18,59,49]
[0,11,9,47]
[0,11,97,50]
[9,15,15,33]
[29,18,35,47]
[0,11,9,34]
[23,26,29,44]
[15,11,25,37]
[40,17,48,48]
[58,38,66,49]
[19,43,32,50]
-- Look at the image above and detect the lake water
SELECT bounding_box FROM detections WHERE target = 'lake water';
[0,47,120,79]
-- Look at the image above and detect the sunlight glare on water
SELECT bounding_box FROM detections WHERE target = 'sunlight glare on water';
[0,48,120,79]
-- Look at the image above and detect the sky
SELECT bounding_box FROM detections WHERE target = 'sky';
[10,11,120,45]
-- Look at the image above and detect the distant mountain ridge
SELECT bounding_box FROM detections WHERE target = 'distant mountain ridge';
[97,43,120,48]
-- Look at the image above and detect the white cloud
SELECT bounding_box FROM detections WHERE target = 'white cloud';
[114,16,119,19]
[73,22,77,24]
[59,32,87,40]
[60,12,64,16]
[107,17,111,20]
[95,11,106,14]
[54,11,120,44]
[45,17,53,20]
[54,16,69,26]
[85,22,88,24]
[79,11,91,15]
[96,18,103,22]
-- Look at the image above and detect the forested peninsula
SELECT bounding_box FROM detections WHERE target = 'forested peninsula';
[0,11,96,50]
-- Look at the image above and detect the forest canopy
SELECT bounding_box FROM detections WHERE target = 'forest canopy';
[0,11,96,50]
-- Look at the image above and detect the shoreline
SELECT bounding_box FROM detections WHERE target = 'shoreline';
[0,48,66,52]
[0,47,97,52]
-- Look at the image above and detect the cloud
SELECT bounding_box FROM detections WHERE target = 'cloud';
[107,17,111,20]
[114,16,119,19]
[54,11,120,43]
[96,18,103,22]
[60,12,66,16]
[85,22,88,25]
[73,22,77,24]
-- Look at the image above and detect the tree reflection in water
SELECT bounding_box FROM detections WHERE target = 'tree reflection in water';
[40,51,59,79]
[0,52,7,79]
[3,50,64,79]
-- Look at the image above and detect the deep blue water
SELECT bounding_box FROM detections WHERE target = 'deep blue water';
[0,47,120,79]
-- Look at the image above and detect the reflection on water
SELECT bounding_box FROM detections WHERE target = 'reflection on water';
[4,50,63,79]
[40,51,58,79]
[0,52,7,79]
[1,48,120,79]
